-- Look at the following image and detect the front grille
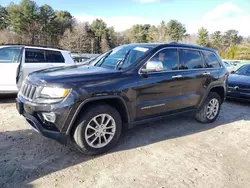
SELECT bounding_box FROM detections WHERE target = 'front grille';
[20,83,37,100]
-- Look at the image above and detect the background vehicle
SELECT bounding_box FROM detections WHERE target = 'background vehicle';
[227,64,250,101]
[0,45,75,93]
[16,43,228,155]
[223,61,236,73]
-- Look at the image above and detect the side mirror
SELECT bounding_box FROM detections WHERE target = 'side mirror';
[142,60,163,73]
[231,70,235,74]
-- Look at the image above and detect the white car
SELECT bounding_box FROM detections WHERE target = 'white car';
[223,61,236,73]
[0,45,75,93]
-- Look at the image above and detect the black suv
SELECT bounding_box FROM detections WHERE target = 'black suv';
[16,43,228,155]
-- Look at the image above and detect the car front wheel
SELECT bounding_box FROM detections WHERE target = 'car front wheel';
[73,104,122,155]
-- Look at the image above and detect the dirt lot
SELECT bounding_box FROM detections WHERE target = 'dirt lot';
[0,95,250,188]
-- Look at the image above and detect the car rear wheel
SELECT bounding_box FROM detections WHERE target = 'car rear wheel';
[73,104,122,155]
[195,92,221,123]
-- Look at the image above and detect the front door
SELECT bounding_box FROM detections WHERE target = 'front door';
[135,48,184,120]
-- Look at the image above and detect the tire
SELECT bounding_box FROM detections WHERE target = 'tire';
[195,92,221,123]
[72,104,122,155]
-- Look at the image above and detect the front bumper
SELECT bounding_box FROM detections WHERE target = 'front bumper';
[16,95,77,144]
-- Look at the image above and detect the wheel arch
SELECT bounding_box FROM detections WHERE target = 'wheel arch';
[66,96,131,136]
[198,85,226,109]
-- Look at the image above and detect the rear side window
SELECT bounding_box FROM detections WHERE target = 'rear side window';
[202,51,221,68]
[46,50,65,63]
[25,49,45,63]
[179,49,203,70]
[0,47,21,63]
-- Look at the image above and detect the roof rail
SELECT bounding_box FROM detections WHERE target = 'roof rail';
[3,43,63,50]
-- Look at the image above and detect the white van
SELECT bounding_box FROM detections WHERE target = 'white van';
[0,45,75,93]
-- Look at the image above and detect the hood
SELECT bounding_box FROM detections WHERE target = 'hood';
[228,74,250,85]
[28,64,121,84]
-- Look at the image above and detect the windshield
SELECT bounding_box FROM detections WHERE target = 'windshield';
[89,45,152,69]
[235,65,250,76]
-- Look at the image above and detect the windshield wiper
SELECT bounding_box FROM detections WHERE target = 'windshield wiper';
[115,49,131,70]
[96,50,113,67]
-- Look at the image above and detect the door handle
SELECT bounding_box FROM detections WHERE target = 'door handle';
[172,75,182,79]
[203,72,211,75]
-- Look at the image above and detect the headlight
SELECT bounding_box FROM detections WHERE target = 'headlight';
[40,87,70,99]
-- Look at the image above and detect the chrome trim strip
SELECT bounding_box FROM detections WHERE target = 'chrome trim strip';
[141,103,165,110]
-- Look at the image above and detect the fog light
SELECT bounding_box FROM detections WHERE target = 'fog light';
[42,112,56,123]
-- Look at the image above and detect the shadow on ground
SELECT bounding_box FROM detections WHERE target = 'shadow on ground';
[0,99,249,188]
[0,94,17,104]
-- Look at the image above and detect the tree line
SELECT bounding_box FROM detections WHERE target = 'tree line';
[0,0,250,59]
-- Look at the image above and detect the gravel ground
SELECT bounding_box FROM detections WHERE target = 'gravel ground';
[0,94,250,188]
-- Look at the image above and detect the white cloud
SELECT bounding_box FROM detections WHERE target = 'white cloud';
[75,2,250,36]
[186,2,250,36]
[75,14,158,32]
[138,0,160,3]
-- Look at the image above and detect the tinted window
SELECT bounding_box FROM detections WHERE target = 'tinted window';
[145,48,178,72]
[202,51,221,68]
[46,50,65,63]
[235,65,250,76]
[25,49,45,63]
[0,47,21,63]
[179,49,203,70]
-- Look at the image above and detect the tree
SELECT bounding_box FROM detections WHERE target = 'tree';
[126,24,150,43]
[0,6,8,29]
[8,0,39,43]
[165,20,186,42]
[211,31,222,50]
[148,25,158,42]
[90,19,108,53]
[222,30,242,49]
[59,22,92,53]
[107,26,117,48]
[157,21,167,42]
[39,4,56,45]
[101,32,110,53]
[235,43,250,60]
[196,27,209,47]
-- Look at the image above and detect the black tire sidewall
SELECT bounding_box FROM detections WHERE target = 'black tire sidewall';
[74,105,122,155]
[203,92,222,123]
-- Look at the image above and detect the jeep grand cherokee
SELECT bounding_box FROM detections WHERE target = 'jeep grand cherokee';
[16,43,228,155]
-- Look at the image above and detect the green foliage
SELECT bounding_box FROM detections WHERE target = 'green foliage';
[211,31,222,50]
[196,27,209,47]
[235,43,250,60]
[219,46,238,59]
[0,6,8,29]
[222,30,242,49]
[0,1,248,58]
[165,20,186,42]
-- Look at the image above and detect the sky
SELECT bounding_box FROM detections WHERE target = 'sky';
[1,0,250,36]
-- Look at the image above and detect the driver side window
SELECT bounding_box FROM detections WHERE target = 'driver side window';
[142,48,178,73]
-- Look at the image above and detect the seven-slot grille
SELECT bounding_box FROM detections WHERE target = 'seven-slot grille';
[20,83,37,100]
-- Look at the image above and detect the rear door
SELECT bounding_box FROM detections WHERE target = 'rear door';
[177,49,208,108]
[19,48,66,84]
[0,46,22,92]
[45,50,66,67]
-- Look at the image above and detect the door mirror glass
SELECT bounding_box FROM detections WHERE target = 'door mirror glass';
[142,60,164,73]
